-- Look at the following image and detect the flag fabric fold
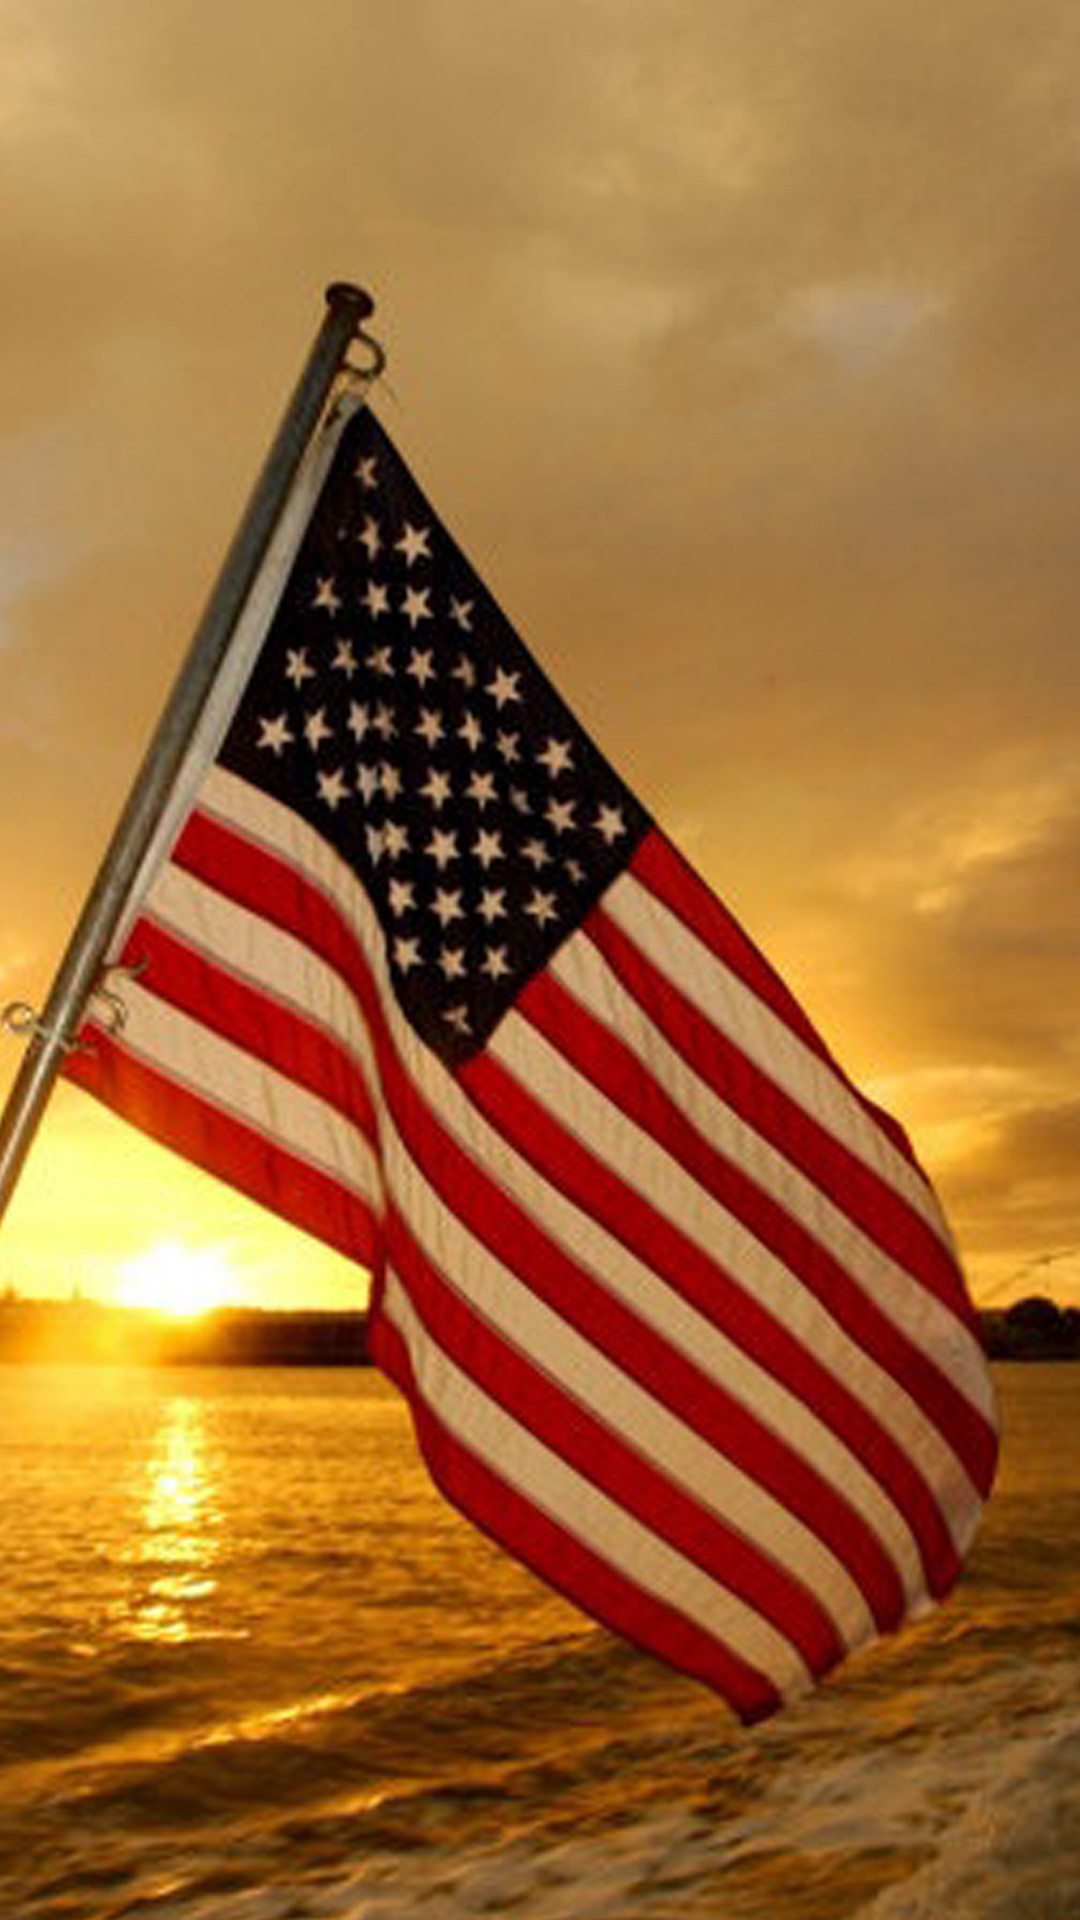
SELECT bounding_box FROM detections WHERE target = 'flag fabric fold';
[65,398,997,1721]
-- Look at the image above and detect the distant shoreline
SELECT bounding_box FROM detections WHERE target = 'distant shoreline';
[0,1294,1076,1367]
[980,1298,1080,1362]
[0,1299,370,1366]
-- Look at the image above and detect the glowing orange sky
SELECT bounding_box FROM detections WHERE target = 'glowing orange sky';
[2,1,1079,1308]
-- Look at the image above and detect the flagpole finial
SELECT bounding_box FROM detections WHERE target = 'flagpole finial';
[326,284,385,387]
[325,283,375,325]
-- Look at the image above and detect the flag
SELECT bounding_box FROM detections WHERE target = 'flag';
[65,398,997,1721]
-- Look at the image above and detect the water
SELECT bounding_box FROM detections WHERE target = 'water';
[0,1362,1078,1919]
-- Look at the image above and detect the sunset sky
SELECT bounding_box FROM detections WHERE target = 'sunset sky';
[1,0,1078,1310]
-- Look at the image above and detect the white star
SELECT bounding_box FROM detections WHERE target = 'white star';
[478,888,506,923]
[426,827,459,869]
[388,878,416,916]
[496,730,520,763]
[522,838,552,868]
[356,455,378,490]
[393,935,422,973]
[594,804,626,844]
[317,768,349,809]
[509,786,531,814]
[420,768,452,809]
[304,709,332,751]
[545,797,576,835]
[372,702,396,740]
[458,711,483,751]
[332,638,358,677]
[538,737,573,777]
[383,820,410,860]
[415,708,444,748]
[347,701,371,742]
[312,576,341,614]
[443,1004,472,1035]
[366,644,394,678]
[395,522,431,566]
[257,715,293,754]
[473,828,504,868]
[363,581,390,619]
[486,667,521,707]
[359,516,382,560]
[379,762,402,800]
[406,648,436,686]
[357,763,380,802]
[466,770,498,807]
[402,585,432,628]
[438,946,466,980]
[431,887,464,927]
[451,654,476,688]
[525,888,559,927]
[366,823,385,863]
[285,648,314,687]
[450,597,474,630]
[482,946,510,979]
[564,858,586,884]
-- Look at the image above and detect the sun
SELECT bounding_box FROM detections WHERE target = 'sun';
[115,1240,235,1318]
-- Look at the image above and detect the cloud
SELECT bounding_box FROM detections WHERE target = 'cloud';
[941,1098,1080,1302]
[764,764,1080,1292]
[870,775,1080,1070]
[961,1101,1080,1189]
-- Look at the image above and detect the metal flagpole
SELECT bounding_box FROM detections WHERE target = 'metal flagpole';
[0,281,377,1220]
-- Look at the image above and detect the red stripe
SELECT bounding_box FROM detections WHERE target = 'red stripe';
[158,813,915,1624]
[631,830,917,1163]
[588,886,976,1330]
[384,1209,847,1678]
[519,966,996,1496]
[63,1032,381,1270]
[173,809,351,962]
[368,1305,783,1723]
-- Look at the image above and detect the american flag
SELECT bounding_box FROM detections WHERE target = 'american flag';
[66,400,997,1721]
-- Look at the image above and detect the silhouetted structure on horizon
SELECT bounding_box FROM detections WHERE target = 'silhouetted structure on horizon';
[980,1295,1080,1360]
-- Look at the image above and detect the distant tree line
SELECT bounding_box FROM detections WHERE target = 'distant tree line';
[0,1297,370,1366]
[1,1290,1078,1365]
[979,1295,1080,1360]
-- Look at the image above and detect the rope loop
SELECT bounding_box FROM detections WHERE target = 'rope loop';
[338,321,387,396]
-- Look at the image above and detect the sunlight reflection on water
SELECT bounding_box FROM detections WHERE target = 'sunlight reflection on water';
[122,1395,224,1644]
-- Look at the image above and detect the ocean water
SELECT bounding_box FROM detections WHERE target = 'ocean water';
[0,1360,1077,1920]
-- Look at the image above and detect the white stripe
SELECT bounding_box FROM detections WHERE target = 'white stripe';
[382,1271,813,1701]
[550,931,994,1425]
[489,1008,980,1546]
[147,786,942,1597]
[606,868,951,1247]
[100,978,383,1214]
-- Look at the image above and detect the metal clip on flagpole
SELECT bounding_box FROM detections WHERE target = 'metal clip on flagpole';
[0,282,378,1221]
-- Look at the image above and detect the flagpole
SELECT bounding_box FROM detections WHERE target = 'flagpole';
[0,281,376,1221]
